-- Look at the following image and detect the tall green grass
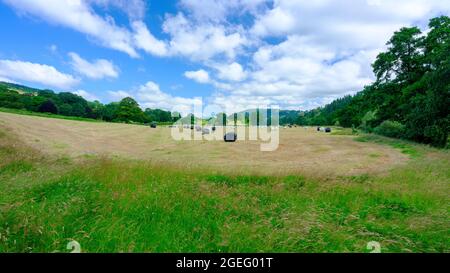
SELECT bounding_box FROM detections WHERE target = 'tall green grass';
[354,134,427,158]
[0,128,448,253]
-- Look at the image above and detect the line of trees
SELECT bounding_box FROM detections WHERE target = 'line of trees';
[294,16,449,147]
[0,84,180,124]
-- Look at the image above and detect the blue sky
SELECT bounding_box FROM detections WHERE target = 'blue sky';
[0,0,448,114]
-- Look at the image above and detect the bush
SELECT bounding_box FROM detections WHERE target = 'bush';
[359,110,377,133]
[374,120,406,138]
[38,100,58,114]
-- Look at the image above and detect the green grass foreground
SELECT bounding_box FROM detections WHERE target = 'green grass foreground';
[0,127,448,253]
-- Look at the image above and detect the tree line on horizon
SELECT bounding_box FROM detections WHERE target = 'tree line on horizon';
[0,82,179,124]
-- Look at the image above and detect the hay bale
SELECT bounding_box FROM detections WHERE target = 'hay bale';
[202,128,210,135]
[224,132,237,142]
[212,126,216,131]
[195,125,202,132]
[150,122,157,128]
[325,127,331,133]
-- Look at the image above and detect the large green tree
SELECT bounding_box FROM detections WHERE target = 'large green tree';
[115,97,145,123]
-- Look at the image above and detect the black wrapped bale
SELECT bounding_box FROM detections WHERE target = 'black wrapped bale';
[325,127,331,133]
[212,126,216,131]
[150,122,157,128]
[224,132,237,142]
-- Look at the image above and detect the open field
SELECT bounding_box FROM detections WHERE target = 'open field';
[0,112,449,253]
[0,112,407,177]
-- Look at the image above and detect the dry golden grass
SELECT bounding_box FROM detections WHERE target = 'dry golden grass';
[0,112,407,176]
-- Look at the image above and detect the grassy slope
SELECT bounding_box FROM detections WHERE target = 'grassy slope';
[0,125,448,253]
[0,107,175,126]
[0,107,102,123]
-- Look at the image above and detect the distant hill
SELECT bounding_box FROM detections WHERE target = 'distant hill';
[0,81,48,95]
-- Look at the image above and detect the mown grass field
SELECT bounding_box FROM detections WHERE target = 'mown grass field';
[0,112,449,253]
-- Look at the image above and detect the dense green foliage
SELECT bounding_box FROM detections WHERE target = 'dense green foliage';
[373,120,406,139]
[0,82,176,124]
[293,16,449,147]
[295,96,354,126]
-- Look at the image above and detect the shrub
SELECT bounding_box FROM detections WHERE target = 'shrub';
[359,110,377,133]
[374,120,406,138]
[38,100,58,114]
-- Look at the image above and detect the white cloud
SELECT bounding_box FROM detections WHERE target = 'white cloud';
[4,0,250,62]
[203,41,375,112]
[0,59,79,89]
[107,81,201,115]
[132,21,169,57]
[163,13,247,61]
[74,90,98,101]
[136,81,202,115]
[184,69,210,83]
[251,0,450,49]
[214,62,247,82]
[68,52,119,80]
[251,6,296,37]
[108,90,131,101]
[4,0,138,57]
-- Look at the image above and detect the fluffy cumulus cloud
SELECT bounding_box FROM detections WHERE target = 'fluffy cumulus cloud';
[0,59,79,89]
[136,81,202,115]
[69,52,119,79]
[251,0,450,49]
[162,13,247,61]
[132,21,169,57]
[3,0,139,57]
[106,81,201,115]
[214,62,247,82]
[184,69,210,84]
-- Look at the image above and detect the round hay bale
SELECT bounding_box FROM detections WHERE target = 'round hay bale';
[224,132,237,142]
[150,122,157,128]
[202,128,210,135]
[212,126,216,131]
[325,127,331,133]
